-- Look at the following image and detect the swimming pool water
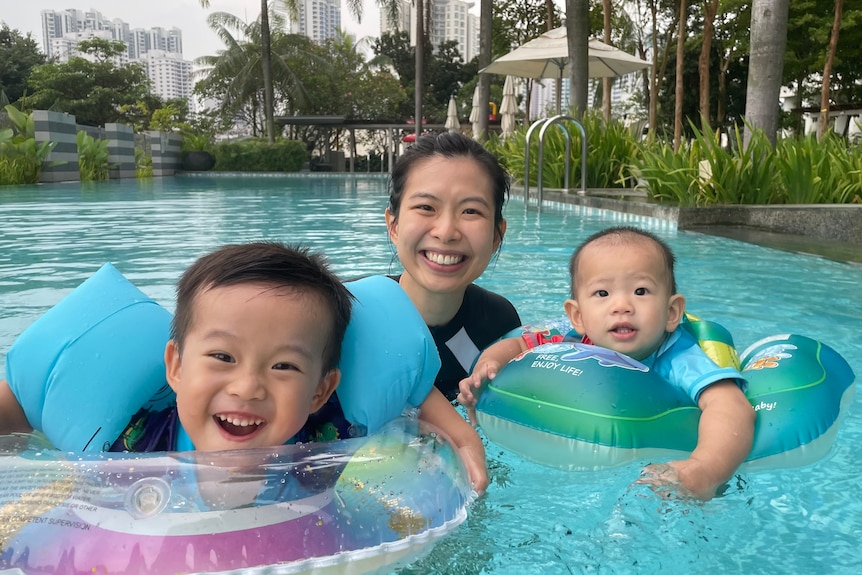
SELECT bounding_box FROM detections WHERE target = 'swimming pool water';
[1,175,860,575]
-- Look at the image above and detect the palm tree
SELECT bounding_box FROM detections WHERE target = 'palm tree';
[566,0,590,118]
[195,11,319,137]
[475,0,492,140]
[197,0,275,142]
[743,0,790,148]
[601,0,612,121]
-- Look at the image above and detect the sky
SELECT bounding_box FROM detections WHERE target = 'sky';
[2,0,383,62]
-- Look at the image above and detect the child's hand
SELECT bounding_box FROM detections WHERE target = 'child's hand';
[635,459,720,501]
[456,361,501,425]
[459,443,490,495]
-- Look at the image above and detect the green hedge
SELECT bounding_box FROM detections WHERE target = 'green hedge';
[213,139,307,172]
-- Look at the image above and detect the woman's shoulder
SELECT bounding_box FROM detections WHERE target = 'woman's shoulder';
[462,283,520,325]
[464,283,517,309]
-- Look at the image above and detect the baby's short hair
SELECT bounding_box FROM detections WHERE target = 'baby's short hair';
[568,226,677,297]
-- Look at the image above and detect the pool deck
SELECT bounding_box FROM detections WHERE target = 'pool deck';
[533,187,862,264]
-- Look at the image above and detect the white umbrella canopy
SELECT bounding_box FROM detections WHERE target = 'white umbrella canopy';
[500,76,518,139]
[480,26,650,80]
[444,96,460,133]
[469,85,483,139]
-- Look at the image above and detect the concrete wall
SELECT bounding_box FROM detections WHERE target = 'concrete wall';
[538,190,862,247]
[676,204,862,246]
[33,110,79,183]
[148,130,182,177]
[30,111,173,182]
[104,123,137,179]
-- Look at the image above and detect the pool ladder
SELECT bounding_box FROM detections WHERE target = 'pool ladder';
[523,115,587,213]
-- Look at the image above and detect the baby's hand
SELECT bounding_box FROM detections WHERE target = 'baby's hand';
[636,460,718,501]
[456,361,501,425]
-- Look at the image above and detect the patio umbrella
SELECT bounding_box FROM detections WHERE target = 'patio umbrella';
[469,85,482,139]
[500,76,518,139]
[444,96,460,133]
[480,26,650,112]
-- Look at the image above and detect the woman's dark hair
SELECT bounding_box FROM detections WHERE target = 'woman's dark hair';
[387,131,510,244]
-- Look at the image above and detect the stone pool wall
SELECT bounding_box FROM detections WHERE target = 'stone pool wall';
[536,190,862,246]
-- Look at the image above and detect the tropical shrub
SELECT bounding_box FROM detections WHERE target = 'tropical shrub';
[634,123,781,206]
[773,133,862,204]
[135,147,152,178]
[492,112,860,205]
[77,130,110,181]
[0,104,56,185]
[489,111,641,190]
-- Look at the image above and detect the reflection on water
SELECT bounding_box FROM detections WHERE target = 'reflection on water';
[1,175,860,575]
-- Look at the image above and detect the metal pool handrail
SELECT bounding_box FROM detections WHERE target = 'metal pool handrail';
[523,115,587,213]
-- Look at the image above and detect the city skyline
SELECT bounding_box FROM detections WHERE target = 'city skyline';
[3,0,382,63]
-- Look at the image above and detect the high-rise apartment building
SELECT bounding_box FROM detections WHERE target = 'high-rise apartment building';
[39,9,192,106]
[379,0,479,62]
[528,74,643,120]
[288,0,342,44]
[145,50,195,103]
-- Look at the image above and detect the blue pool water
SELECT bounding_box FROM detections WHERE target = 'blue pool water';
[1,175,860,574]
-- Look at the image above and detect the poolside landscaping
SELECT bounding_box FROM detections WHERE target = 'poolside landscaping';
[489,113,862,263]
[4,105,860,263]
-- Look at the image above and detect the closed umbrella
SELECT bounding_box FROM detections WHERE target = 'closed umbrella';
[444,96,460,133]
[469,85,482,139]
[500,76,518,139]
[480,26,650,113]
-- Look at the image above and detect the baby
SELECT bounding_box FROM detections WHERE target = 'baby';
[459,226,755,500]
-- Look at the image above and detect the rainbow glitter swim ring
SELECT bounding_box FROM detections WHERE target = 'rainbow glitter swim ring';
[475,317,855,472]
[0,416,472,574]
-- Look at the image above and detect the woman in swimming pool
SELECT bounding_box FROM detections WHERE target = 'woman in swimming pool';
[386,132,522,401]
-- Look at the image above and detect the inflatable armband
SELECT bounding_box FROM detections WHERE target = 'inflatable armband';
[5,267,440,451]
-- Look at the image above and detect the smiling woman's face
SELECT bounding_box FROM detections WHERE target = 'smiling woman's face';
[386,155,505,303]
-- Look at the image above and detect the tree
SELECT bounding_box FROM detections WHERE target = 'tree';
[0,24,45,104]
[195,10,322,137]
[601,0,613,120]
[287,30,408,155]
[744,0,790,147]
[673,0,688,149]
[817,0,843,139]
[198,0,281,142]
[566,0,591,118]
[476,0,492,140]
[713,0,750,126]
[373,31,475,123]
[415,0,426,138]
[18,38,150,127]
[698,0,720,128]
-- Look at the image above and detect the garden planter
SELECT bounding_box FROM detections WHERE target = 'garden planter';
[181,151,215,171]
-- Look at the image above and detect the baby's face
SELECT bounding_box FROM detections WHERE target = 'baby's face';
[565,239,683,360]
[165,283,338,451]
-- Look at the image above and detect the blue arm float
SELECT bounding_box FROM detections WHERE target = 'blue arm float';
[5,268,439,450]
[338,276,440,434]
[5,263,173,452]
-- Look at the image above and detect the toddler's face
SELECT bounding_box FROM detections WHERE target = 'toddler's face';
[165,283,338,451]
[564,239,683,360]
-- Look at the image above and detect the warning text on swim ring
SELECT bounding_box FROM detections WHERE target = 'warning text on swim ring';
[0,467,94,532]
[531,354,583,377]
